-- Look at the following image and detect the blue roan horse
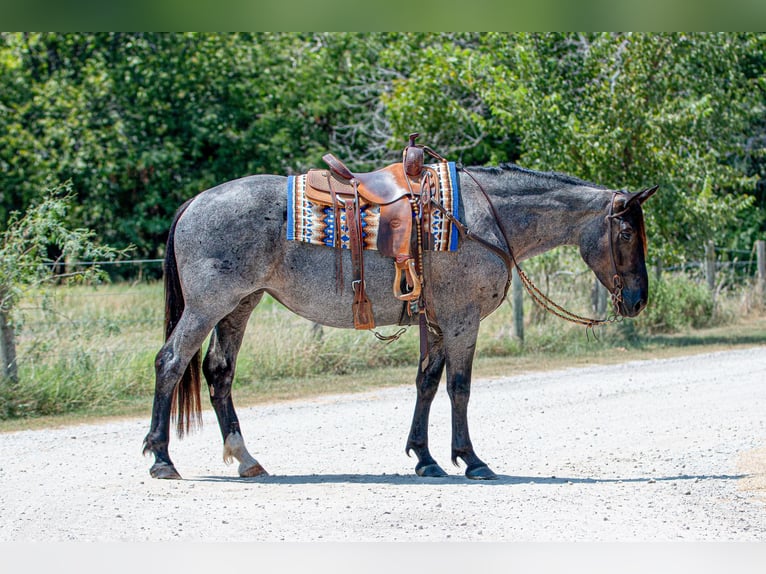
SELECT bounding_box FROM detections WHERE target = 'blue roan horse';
[142,160,657,480]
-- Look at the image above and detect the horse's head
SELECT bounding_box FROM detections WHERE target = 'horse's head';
[581,185,658,318]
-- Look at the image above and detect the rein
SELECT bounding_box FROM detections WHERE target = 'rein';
[448,166,626,330]
[375,148,625,346]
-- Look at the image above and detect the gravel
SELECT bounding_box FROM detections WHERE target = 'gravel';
[1,346,765,542]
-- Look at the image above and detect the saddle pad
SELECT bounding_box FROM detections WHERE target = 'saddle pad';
[286,161,460,252]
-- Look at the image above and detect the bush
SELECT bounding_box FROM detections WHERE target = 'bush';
[1,184,124,410]
[633,274,715,334]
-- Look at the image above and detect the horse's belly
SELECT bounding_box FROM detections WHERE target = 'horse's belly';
[266,244,412,329]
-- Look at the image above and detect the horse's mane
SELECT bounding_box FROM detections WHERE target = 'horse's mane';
[468,163,609,192]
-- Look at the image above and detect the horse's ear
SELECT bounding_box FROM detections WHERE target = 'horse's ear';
[635,185,658,205]
[624,185,658,209]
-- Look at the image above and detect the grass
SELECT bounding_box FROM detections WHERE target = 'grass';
[1,276,765,433]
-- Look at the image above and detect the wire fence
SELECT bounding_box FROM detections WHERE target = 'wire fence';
[35,238,766,283]
[664,246,762,274]
[22,242,766,331]
[42,259,164,266]
[8,270,165,375]
[3,240,765,382]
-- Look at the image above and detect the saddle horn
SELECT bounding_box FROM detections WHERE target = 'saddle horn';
[403,133,424,178]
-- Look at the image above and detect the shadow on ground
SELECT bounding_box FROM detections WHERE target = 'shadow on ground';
[189,472,746,486]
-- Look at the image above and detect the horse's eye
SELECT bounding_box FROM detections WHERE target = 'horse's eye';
[619,230,633,241]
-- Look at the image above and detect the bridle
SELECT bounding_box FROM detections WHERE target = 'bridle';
[605,194,634,312]
[433,166,630,329]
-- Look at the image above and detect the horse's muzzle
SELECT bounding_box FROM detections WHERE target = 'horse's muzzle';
[615,289,647,318]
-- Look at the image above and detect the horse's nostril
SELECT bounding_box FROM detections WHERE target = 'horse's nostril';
[633,300,644,314]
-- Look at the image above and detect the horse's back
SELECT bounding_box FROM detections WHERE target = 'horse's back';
[180,173,287,224]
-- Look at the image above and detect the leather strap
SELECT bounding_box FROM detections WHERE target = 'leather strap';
[456,166,620,328]
[329,172,343,293]
[323,153,354,180]
[345,186,375,330]
[605,194,625,306]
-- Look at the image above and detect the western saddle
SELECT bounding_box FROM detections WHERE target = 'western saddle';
[304,134,446,332]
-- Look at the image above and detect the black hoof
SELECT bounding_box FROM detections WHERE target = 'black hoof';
[416,462,448,478]
[150,462,182,480]
[466,464,497,480]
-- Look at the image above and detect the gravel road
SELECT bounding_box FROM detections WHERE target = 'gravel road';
[1,346,765,542]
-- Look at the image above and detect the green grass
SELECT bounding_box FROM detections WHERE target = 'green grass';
[1,276,765,432]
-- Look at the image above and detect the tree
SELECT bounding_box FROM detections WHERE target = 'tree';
[380,33,520,165]
[383,33,765,264]
[492,33,761,263]
[0,33,408,265]
[2,33,763,269]
[0,183,123,391]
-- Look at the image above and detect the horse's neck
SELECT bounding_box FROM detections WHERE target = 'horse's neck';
[474,174,610,262]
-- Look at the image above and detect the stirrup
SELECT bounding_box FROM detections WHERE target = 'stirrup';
[393,258,421,302]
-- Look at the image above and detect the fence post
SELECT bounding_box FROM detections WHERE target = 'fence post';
[511,267,524,342]
[705,241,716,295]
[757,239,766,301]
[593,277,608,318]
[0,308,18,385]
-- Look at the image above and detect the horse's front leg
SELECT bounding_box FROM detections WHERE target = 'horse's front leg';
[444,316,497,480]
[405,333,447,477]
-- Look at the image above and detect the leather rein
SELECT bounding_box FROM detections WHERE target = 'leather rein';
[431,165,627,329]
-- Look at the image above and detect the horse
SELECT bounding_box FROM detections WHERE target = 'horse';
[142,161,657,480]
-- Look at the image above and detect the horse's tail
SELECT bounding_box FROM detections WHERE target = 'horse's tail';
[164,198,202,438]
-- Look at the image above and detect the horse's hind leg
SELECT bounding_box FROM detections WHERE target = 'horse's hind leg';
[405,333,448,477]
[144,309,221,479]
[203,292,268,477]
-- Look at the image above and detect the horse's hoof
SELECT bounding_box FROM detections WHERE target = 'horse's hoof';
[239,461,269,478]
[150,462,182,480]
[416,463,448,478]
[466,465,497,480]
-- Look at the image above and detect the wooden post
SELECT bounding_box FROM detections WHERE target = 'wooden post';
[705,241,716,295]
[757,239,766,301]
[0,309,18,385]
[511,267,524,342]
[594,278,608,318]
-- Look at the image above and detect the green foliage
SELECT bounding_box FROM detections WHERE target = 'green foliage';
[384,32,765,267]
[0,182,123,315]
[0,184,124,412]
[380,34,519,165]
[1,32,764,276]
[0,33,394,262]
[0,281,159,418]
[502,33,760,265]
[633,274,715,334]
[2,33,764,421]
